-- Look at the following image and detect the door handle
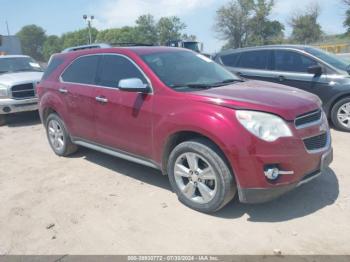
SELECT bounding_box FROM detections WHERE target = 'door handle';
[95,96,108,104]
[58,88,68,94]
[278,75,285,82]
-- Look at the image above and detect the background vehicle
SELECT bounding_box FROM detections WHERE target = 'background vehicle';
[214,45,350,132]
[0,55,43,126]
[38,47,332,213]
[0,35,22,55]
[166,40,203,53]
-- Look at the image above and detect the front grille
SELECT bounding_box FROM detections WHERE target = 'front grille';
[11,83,36,99]
[303,133,328,151]
[295,110,322,128]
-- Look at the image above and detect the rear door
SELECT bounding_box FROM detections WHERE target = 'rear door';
[92,54,154,158]
[59,55,100,141]
[221,50,275,82]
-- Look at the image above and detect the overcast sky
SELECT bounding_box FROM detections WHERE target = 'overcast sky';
[0,0,347,53]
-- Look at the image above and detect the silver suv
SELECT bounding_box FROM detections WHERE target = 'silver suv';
[0,55,43,125]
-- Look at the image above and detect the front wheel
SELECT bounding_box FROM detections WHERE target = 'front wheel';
[331,97,350,132]
[167,138,236,213]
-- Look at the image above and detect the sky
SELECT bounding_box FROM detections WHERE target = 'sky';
[0,0,347,53]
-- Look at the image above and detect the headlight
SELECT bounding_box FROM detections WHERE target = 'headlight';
[236,110,292,142]
[0,84,9,98]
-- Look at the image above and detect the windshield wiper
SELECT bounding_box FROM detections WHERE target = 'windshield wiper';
[210,79,244,86]
[170,83,213,89]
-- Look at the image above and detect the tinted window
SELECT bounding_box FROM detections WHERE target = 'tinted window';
[221,53,240,67]
[274,50,317,73]
[237,50,269,69]
[97,55,146,88]
[61,55,99,84]
[0,57,43,74]
[42,56,64,80]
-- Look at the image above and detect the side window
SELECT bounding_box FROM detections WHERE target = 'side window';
[221,53,240,67]
[61,55,99,84]
[42,56,64,81]
[237,50,269,70]
[97,55,147,88]
[273,50,317,73]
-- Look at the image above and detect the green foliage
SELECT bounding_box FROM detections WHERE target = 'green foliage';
[16,24,46,61]
[135,14,158,44]
[289,5,322,44]
[248,0,285,46]
[157,16,187,45]
[43,35,62,61]
[96,27,138,43]
[345,9,350,33]
[61,28,98,49]
[215,0,254,48]
[215,0,284,49]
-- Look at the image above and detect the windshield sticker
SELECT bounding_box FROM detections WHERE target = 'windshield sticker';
[30,62,41,68]
[196,54,212,63]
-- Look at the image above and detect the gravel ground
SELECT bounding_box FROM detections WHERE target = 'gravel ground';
[0,111,349,255]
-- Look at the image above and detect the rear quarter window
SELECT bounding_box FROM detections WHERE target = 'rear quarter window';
[41,56,64,81]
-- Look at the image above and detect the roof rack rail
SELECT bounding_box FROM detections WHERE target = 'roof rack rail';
[109,42,155,47]
[61,43,112,53]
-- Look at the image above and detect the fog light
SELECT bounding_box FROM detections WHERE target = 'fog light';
[265,167,280,180]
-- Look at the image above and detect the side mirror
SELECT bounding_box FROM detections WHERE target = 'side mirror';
[307,65,323,76]
[118,78,151,93]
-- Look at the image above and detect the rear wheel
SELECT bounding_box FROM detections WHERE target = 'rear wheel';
[167,138,236,213]
[45,113,78,156]
[0,115,6,126]
[331,97,350,132]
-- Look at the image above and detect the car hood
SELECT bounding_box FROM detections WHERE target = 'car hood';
[0,72,43,86]
[193,80,321,121]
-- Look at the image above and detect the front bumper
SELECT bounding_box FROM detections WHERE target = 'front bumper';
[238,147,333,203]
[0,97,38,114]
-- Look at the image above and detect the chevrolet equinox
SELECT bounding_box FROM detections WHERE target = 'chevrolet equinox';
[38,46,333,213]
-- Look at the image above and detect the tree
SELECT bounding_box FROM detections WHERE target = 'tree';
[43,35,62,61]
[214,0,255,49]
[343,0,350,32]
[289,4,323,44]
[135,14,158,44]
[96,27,138,44]
[182,34,197,41]
[248,0,284,45]
[16,25,46,61]
[157,16,187,45]
[61,28,98,49]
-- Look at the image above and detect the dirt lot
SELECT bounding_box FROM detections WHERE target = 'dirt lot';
[0,112,349,255]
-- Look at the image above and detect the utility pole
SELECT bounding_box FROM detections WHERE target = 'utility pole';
[83,15,94,44]
[5,21,10,36]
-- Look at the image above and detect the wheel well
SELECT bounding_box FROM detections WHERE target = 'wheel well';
[42,108,57,124]
[161,131,233,178]
[329,94,350,117]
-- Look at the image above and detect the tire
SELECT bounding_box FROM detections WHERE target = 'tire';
[45,113,78,156]
[331,97,350,132]
[0,115,5,126]
[167,138,236,213]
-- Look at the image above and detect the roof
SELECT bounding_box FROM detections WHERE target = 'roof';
[218,44,311,56]
[56,46,188,58]
[0,55,29,59]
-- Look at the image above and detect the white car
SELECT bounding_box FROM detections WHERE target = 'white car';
[0,55,43,125]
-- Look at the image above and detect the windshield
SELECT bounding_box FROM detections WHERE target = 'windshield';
[141,51,240,90]
[0,57,43,74]
[183,42,201,52]
[305,47,349,72]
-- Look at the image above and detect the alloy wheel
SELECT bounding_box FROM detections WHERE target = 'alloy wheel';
[48,119,65,152]
[337,102,350,129]
[174,152,217,204]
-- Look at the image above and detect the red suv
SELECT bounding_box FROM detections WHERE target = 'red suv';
[38,46,333,213]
